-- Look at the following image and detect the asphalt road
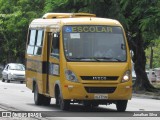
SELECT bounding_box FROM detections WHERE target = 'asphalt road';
[0,80,160,120]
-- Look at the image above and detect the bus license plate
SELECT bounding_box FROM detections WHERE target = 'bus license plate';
[94,94,108,99]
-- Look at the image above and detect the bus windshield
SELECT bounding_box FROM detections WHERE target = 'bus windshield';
[63,25,127,62]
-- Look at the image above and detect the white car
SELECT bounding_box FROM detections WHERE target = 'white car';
[146,70,156,82]
[132,70,136,86]
[2,63,25,83]
[132,62,136,86]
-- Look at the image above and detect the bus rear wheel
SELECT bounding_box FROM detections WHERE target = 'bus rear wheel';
[34,84,51,105]
[116,100,128,112]
[34,84,43,105]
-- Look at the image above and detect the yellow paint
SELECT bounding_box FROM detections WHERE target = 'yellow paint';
[71,26,113,33]
[26,13,132,104]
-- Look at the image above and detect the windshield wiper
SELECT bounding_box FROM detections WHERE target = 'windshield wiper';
[68,57,98,61]
[68,57,123,62]
[95,57,123,62]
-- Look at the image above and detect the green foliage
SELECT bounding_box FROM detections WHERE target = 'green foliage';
[44,0,74,13]
[0,0,159,68]
[0,0,45,64]
[145,38,160,68]
[140,5,160,36]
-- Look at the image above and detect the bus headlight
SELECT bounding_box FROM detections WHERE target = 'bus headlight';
[65,69,78,82]
[122,70,131,83]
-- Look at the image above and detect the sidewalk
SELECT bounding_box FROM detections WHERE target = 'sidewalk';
[132,93,160,100]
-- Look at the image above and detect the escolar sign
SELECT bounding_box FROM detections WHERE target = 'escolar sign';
[64,26,113,33]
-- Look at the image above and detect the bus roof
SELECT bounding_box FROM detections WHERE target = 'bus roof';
[29,13,122,29]
[42,13,96,19]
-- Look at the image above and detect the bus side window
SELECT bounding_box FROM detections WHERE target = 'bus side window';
[34,30,44,55]
[27,30,36,55]
[51,33,59,59]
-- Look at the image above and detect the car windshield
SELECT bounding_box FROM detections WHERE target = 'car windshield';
[63,25,127,62]
[9,64,25,71]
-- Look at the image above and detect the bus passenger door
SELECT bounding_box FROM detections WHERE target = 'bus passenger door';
[48,33,60,96]
[46,32,52,93]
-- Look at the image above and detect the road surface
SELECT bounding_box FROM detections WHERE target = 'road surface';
[0,80,159,120]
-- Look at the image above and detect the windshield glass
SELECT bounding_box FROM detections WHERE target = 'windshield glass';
[9,64,25,71]
[63,25,127,62]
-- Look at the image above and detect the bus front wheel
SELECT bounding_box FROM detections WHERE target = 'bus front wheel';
[116,100,128,112]
[58,93,70,110]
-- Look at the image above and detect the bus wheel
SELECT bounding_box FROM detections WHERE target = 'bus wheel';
[55,90,59,106]
[34,84,43,105]
[55,97,59,106]
[116,100,128,112]
[58,93,70,110]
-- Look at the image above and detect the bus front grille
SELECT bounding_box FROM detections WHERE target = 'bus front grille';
[81,76,118,81]
[84,87,116,93]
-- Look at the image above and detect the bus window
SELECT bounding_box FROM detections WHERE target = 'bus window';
[27,29,44,55]
[27,30,36,55]
[51,33,59,58]
[34,30,44,55]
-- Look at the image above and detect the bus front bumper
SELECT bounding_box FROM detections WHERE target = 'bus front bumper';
[62,82,132,100]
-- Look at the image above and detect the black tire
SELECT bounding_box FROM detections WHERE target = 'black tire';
[43,96,51,106]
[55,89,59,106]
[7,75,10,83]
[20,81,23,84]
[2,79,5,82]
[83,102,98,107]
[116,100,128,112]
[83,101,92,108]
[58,92,70,110]
[92,103,99,107]
[55,97,59,106]
[7,80,10,83]
[34,84,43,105]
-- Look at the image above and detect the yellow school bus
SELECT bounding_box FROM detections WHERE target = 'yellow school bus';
[25,13,132,111]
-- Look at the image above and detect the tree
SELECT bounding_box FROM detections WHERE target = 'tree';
[145,39,160,68]
[0,0,159,92]
[44,0,91,13]
[0,0,45,64]
[70,0,160,92]
[120,0,160,92]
